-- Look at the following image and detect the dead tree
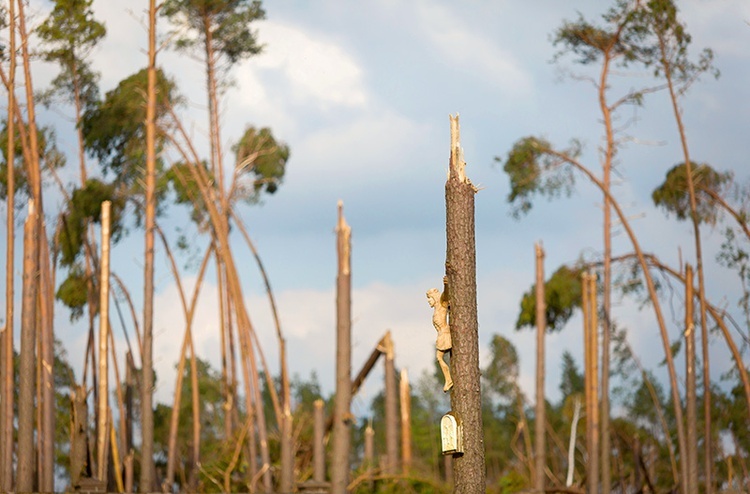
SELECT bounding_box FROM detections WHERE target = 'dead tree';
[331,201,352,494]
[313,399,325,482]
[685,265,698,494]
[97,201,112,482]
[445,114,485,492]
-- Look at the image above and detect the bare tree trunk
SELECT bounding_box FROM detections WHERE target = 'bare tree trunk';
[583,272,599,494]
[566,396,581,487]
[125,352,134,493]
[364,422,374,490]
[685,265,699,494]
[331,202,352,494]
[534,242,546,492]
[17,202,38,493]
[313,399,326,483]
[1,0,16,485]
[445,114,485,493]
[400,368,412,474]
[140,1,158,490]
[97,201,112,482]
[383,331,398,475]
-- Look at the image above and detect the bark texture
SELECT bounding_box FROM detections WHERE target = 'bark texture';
[445,115,485,493]
[331,202,352,494]
[534,242,546,492]
[97,201,112,482]
[685,265,699,494]
[384,331,398,474]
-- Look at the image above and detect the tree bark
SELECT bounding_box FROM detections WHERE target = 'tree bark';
[400,368,412,474]
[384,331,398,475]
[331,202,352,494]
[313,399,326,483]
[97,201,112,482]
[685,264,699,494]
[445,114,485,493]
[1,0,16,486]
[534,242,546,492]
[140,1,158,490]
[17,202,38,493]
[582,272,599,494]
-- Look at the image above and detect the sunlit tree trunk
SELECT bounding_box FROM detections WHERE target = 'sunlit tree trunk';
[400,368,412,474]
[313,399,325,483]
[331,202,352,494]
[445,115,485,493]
[0,0,17,486]
[583,272,599,494]
[17,202,38,493]
[140,1,158,490]
[534,242,546,492]
[685,265,699,494]
[97,201,112,482]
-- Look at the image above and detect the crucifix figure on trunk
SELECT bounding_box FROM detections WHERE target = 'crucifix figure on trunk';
[427,276,453,392]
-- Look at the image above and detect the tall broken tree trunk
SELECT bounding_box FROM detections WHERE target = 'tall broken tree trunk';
[97,201,112,482]
[17,202,38,493]
[313,399,325,483]
[331,202,352,494]
[383,331,398,475]
[685,265,699,494]
[534,242,546,492]
[445,114,485,493]
[582,272,599,494]
[140,0,158,490]
[400,368,412,474]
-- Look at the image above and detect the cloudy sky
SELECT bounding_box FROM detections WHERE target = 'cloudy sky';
[14,0,750,414]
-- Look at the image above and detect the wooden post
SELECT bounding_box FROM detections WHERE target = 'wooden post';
[17,201,38,493]
[331,201,352,494]
[383,331,398,474]
[685,264,699,494]
[445,114,485,492]
[400,368,412,474]
[534,242,546,492]
[97,201,112,482]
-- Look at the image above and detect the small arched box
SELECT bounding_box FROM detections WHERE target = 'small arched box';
[440,411,463,456]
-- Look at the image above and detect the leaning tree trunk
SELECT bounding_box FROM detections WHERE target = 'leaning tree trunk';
[331,202,352,494]
[445,114,485,493]
[534,242,546,492]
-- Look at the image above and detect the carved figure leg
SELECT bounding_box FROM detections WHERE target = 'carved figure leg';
[437,350,453,392]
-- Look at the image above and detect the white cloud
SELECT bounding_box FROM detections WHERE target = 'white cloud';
[412,2,532,96]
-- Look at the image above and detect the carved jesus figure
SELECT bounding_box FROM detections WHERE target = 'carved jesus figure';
[427,276,453,392]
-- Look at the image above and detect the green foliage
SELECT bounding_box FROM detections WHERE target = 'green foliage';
[558,351,584,402]
[483,334,519,400]
[166,161,213,228]
[515,264,583,331]
[232,126,289,202]
[36,0,105,111]
[497,137,577,218]
[55,264,89,321]
[161,0,265,65]
[82,68,177,187]
[58,178,126,267]
[0,120,66,201]
[552,0,654,67]
[652,162,732,224]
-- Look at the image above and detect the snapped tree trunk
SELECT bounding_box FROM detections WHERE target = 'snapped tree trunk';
[400,368,412,474]
[583,272,599,494]
[383,331,399,475]
[313,399,326,483]
[534,242,546,492]
[331,202,352,494]
[445,114,485,493]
